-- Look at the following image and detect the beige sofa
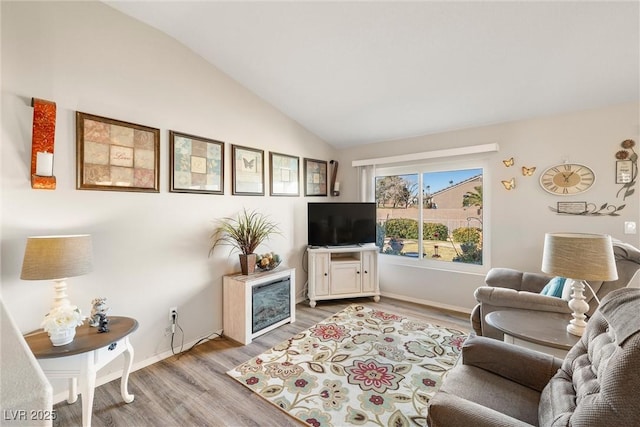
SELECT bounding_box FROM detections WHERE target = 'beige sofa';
[471,240,640,340]
[427,287,640,426]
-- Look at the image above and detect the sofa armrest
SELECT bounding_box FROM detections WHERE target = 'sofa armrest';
[474,286,571,314]
[462,335,563,392]
[427,392,533,427]
[485,268,551,292]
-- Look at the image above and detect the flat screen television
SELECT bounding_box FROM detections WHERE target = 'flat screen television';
[307,202,377,247]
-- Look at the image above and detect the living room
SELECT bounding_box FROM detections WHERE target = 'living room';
[2,1,639,424]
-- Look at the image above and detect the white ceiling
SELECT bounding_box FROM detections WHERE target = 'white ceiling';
[105,1,639,149]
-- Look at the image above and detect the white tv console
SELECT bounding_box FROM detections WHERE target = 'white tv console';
[307,245,380,307]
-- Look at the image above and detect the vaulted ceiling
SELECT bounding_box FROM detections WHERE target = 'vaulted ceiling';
[105,1,639,148]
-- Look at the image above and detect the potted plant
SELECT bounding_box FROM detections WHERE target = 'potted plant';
[209,208,281,275]
[41,305,85,346]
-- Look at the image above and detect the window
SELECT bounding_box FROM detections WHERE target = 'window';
[375,166,484,267]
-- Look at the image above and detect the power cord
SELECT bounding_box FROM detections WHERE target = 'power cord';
[184,331,223,353]
[170,312,184,355]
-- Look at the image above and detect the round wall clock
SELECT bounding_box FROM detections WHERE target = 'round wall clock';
[539,163,595,195]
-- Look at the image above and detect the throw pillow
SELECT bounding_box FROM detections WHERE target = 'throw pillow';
[540,276,567,298]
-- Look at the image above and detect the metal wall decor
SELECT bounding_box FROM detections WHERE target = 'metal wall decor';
[549,139,637,216]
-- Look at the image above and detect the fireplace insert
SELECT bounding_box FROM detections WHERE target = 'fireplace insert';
[252,276,291,334]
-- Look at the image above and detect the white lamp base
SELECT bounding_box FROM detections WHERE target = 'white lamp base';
[566,279,589,337]
[52,278,72,308]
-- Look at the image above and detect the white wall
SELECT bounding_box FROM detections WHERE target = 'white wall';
[339,103,640,311]
[1,0,335,394]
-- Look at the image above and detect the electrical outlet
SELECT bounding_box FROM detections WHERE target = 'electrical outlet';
[169,307,178,323]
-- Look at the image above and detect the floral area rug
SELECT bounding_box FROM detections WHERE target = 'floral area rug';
[227,304,467,427]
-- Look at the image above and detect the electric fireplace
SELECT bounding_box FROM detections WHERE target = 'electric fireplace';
[222,268,296,344]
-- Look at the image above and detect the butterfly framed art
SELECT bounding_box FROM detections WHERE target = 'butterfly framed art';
[269,152,300,196]
[304,158,328,196]
[169,131,224,194]
[232,144,264,195]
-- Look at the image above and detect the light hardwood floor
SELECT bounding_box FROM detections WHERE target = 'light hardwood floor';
[52,298,470,427]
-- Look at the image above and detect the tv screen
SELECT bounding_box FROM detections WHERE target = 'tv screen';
[307,202,377,247]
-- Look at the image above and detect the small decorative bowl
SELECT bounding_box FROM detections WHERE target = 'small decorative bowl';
[256,253,282,271]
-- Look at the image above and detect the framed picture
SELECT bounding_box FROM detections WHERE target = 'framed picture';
[616,160,634,184]
[557,201,587,215]
[269,152,300,196]
[304,158,328,196]
[169,131,224,194]
[76,112,160,192]
[232,145,264,195]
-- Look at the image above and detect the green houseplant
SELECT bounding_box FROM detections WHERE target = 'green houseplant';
[209,208,281,274]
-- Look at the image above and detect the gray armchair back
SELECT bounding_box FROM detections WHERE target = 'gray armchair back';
[471,240,640,339]
[428,287,640,426]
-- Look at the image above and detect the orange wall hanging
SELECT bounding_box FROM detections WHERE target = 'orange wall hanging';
[30,98,57,189]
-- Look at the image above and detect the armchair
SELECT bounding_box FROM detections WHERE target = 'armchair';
[471,240,640,339]
[428,288,640,427]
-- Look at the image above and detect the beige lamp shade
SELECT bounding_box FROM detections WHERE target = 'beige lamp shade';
[541,232,618,281]
[21,234,93,280]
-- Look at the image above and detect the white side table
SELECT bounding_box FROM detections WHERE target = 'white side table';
[24,316,138,427]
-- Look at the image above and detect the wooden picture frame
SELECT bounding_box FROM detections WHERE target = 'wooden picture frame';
[616,160,633,184]
[169,131,224,194]
[232,145,264,195]
[76,112,160,192]
[304,158,328,196]
[269,152,300,196]
[557,201,587,215]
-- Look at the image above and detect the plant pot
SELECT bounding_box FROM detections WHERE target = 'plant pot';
[48,326,76,346]
[239,253,257,275]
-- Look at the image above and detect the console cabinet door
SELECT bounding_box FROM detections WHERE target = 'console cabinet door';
[312,253,331,296]
[361,250,377,293]
[330,262,361,294]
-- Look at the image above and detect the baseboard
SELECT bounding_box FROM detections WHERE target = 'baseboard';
[380,291,472,315]
[52,328,224,404]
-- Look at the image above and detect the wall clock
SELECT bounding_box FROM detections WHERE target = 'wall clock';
[539,163,595,195]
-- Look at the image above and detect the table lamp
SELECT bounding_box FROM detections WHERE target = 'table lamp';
[541,232,617,336]
[20,234,93,309]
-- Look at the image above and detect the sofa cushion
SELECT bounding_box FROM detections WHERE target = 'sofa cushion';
[437,364,540,425]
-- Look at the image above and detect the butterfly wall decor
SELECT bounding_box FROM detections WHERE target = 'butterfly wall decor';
[521,166,536,176]
[502,157,514,167]
[242,157,255,170]
[501,177,516,190]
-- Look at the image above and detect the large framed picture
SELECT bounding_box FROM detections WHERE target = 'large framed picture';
[76,112,160,192]
[232,145,264,195]
[169,131,224,194]
[269,152,300,196]
[304,158,328,196]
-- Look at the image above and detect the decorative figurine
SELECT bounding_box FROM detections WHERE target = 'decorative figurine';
[97,313,109,333]
[90,297,110,332]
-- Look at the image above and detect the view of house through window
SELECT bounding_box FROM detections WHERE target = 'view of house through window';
[375,168,483,265]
